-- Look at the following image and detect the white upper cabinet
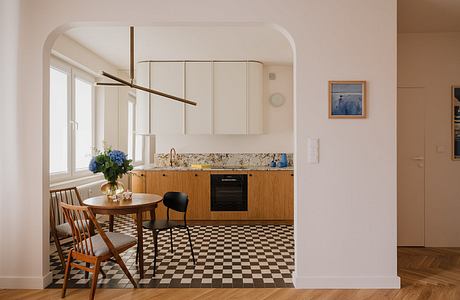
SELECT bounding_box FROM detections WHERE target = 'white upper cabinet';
[247,62,264,134]
[138,61,263,135]
[185,62,212,135]
[135,62,150,135]
[150,62,184,135]
[213,62,247,134]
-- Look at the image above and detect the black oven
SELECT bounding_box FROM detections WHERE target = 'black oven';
[211,174,248,211]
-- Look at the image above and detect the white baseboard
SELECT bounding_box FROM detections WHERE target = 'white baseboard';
[0,271,53,289]
[292,273,401,289]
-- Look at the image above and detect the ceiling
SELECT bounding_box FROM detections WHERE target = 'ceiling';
[398,0,460,33]
[64,26,293,70]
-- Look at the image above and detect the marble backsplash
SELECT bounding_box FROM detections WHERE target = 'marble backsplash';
[153,153,293,168]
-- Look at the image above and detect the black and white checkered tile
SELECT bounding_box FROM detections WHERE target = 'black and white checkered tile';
[48,216,294,288]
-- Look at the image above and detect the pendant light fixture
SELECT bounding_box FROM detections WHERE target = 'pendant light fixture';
[96,26,197,106]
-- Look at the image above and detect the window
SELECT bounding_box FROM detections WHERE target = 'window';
[49,57,95,181]
[49,66,69,174]
[127,94,144,164]
[127,100,134,160]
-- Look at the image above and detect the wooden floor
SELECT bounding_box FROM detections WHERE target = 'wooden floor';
[3,247,460,299]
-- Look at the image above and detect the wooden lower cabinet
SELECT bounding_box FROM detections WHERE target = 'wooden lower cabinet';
[131,170,293,221]
[248,171,293,220]
[131,171,146,193]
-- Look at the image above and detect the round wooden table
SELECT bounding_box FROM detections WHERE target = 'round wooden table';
[83,193,163,278]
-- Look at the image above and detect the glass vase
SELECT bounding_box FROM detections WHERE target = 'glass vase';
[100,181,125,198]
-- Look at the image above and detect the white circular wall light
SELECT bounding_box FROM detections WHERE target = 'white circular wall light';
[269,93,285,107]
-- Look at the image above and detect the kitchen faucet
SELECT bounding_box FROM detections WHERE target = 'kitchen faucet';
[169,148,177,167]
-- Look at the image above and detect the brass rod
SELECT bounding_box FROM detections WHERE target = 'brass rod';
[130,26,134,82]
[102,71,197,106]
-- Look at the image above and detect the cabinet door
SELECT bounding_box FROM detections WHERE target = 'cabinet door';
[131,171,145,193]
[275,171,294,220]
[181,171,211,220]
[213,62,247,134]
[185,62,212,135]
[145,171,183,220]
[135,62,150,134]
[248,171,293,220]
[247,62,263,134]
[150,62,184,135]
[248,171,272,219]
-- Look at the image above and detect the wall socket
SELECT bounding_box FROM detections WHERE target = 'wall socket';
[268,72,276,80]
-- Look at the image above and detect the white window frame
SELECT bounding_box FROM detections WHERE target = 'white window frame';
[50,56,96,183]
[127,93,145,165]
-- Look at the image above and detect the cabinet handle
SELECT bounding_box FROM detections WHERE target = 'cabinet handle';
[162,174,166,177]
[194,174,198,177]
[291,174,293,177]
[249,174,252,177]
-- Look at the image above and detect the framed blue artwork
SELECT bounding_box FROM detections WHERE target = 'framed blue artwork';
[329,81,367,119]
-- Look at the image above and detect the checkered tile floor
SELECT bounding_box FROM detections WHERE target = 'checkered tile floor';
[48,216,294,288]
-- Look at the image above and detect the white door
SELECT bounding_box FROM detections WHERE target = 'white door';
[150,62,184,135]
[185,62,212,135]
[213,62,247,134]
[397,87,425,246]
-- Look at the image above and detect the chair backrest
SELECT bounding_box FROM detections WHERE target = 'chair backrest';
[59,202,113,257]
[50,187,84,228]
[163,192,189,220]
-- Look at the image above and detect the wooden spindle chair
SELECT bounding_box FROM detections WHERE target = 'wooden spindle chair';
[49,187,85,269]
[60,202,137,300]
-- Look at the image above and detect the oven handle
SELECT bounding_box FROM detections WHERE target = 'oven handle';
[221,178,238,182]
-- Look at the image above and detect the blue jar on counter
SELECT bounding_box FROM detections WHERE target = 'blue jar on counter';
[278,153,288,168]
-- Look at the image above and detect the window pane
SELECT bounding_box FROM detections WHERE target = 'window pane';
[135,135,143,162]
[49,67,68,174]
[74,77,93,171]
[127,101,134,160]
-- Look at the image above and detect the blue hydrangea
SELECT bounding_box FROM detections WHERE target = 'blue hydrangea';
[89,158,98,173]
[108,150,127,166]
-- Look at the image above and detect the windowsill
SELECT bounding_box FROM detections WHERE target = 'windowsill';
[50,173,105,188]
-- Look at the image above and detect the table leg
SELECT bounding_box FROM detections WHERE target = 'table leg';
[136,211,144,279]
[149,204,156,221]
[109,215,114,232]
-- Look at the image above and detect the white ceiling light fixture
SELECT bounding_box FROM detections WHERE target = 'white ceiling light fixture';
[96,26,197,107]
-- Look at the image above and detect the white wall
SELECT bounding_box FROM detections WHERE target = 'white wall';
[398,33,460,246]
[155,64,293,153]
[0,0,398,289]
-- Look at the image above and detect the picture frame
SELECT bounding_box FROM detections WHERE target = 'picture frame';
[452,85,460,161]
[328,80,367,119]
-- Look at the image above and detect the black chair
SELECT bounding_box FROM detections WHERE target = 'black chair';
[142,192,195,275]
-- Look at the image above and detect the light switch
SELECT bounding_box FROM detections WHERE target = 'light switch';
[307,138,319,164]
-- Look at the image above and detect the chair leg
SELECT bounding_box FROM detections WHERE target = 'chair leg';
[53,232,66,270]
[170,228,174,253]
[135,244,139,264]
[153,230,158,276]
[85,262,90,279]
[185,227,196,265]
[89,259,101,300]
[113,251,137,288]
[61,250,73,298]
